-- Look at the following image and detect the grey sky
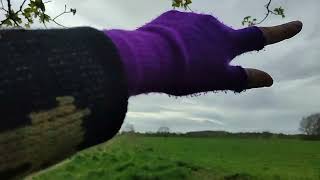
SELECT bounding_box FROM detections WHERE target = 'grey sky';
[24,0,320,133]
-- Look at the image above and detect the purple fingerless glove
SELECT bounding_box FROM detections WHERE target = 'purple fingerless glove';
[104,10,266,96]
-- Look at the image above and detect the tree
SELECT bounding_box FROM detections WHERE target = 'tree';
[157,126,170,134]
[299,113,320,135]
[0,0,76,28]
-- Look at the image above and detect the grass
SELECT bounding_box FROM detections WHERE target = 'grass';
[29,135,320,180]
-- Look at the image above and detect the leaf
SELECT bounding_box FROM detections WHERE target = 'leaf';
[172,0,184,8]
[185,0,192,5]
[17,18,22,24]
[274,6,285,18]
[23,7,33,15]
[35,0,46,12]
[172,2,181,7]
[70,8,77,15]
[40,13,50,22]
[29,1,37,8]
[172,0,192,9]
[244,16,251,20]
[2,19,13,26]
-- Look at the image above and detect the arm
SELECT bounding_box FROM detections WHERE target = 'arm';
[105,10,302,96]
[0,27,128,179]
[0,10,302,179]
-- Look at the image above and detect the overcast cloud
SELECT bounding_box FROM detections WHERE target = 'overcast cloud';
[37,0,320,134]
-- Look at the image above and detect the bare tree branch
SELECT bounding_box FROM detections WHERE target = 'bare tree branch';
[242,0,285,26]
[0,0,76,28]
[0,0,8,12]
[51,5,74,28]
[255,0,274,25]
[16,0,27,14]
[186,5,193,12]
[7,0,11,14]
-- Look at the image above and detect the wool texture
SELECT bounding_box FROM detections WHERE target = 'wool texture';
[105,10,266,96]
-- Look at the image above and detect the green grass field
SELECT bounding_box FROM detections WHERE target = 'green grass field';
[29,135,320,180]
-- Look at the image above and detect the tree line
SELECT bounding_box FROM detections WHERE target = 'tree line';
[122,113,320,140]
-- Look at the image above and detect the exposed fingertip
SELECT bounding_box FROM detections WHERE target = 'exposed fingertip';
[259,20,303,45]
[245,68,273,89]
[293,21,303,31]
[288,20,303,35]
[264,73,274,87]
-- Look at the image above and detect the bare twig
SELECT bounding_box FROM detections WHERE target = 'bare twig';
[186,5,193,12]
[0,0,8,12]
[51,4,73,27]
[0,17,9,26]
[6,0,26,28]
[16,0,27,14]
[13,19,20,26]
[242,0,285,26]
[42,20,47,28]
[255,0,274,25]
[0,0,9,26]
[7,0,11,13]
[52,5,68,21]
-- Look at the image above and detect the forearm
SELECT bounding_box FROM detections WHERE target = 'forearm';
[0,27,128,178]
[105,28,183,95]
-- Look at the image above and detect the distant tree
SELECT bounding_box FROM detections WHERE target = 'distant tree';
[122,123,135,133]
[299,113,320,135]
[157,126,170,134]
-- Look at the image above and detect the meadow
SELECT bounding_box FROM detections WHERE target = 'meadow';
[29,134,320,180]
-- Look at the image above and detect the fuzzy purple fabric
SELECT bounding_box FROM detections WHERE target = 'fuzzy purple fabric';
[104,10,266,96]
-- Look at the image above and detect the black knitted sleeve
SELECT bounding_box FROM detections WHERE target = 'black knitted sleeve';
[0,27,128,179]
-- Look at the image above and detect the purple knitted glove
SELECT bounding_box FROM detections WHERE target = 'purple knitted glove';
[104,10,266,96]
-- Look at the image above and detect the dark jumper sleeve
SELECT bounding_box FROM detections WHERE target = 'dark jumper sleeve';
[0,27,128,179]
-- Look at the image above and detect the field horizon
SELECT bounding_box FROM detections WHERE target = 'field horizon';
[29,133,320,180]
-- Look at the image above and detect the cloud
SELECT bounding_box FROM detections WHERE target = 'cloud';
[188,117,225,126]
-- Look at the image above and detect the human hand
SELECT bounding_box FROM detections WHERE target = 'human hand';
[143,10,303,94]
[106,10,303,96]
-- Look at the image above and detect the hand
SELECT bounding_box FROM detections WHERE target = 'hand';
[138,10,303,95]
[106,10,303,96]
